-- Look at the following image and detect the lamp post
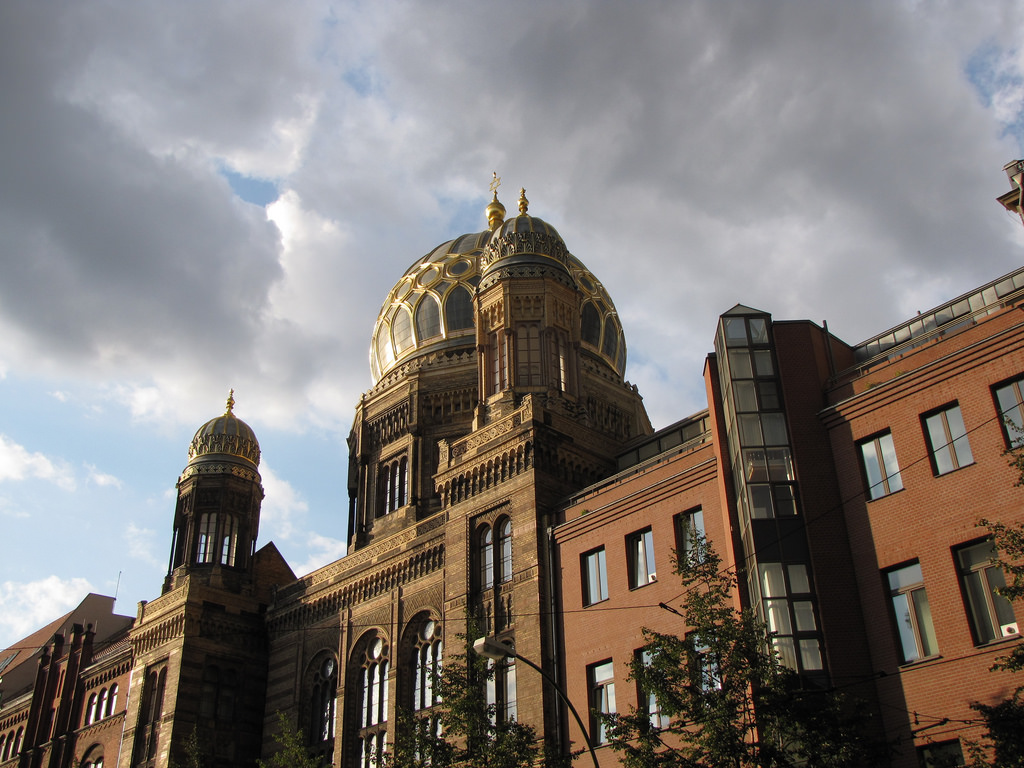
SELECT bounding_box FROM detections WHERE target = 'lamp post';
[472,636,601,768]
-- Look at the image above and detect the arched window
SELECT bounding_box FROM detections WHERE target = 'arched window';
[415,296,441,342]
[355,635,389,768]
[485,653,517,724]
[85,693,98,725]
[196,513,217,564]
[1,735,7,761]
[497,518,513,584]
[601,319,619,359]
[12,728,23,756]
[96,688,108,722]
[479,525,494,589]
[581,302,601,346]
[81,745,104,768]
[310,656,337,748]
[549,329,569,392]
[379,456,409,516]
[411,619,443,712]
[133,666,167,766]
[220,516,238,566]
[393,307,414,353]
[444,286,474,332]
[107,684,119,717]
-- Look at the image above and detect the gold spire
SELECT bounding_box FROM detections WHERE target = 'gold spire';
[486,171,506,231]
[225,388,235,415]
[518,188,529,215]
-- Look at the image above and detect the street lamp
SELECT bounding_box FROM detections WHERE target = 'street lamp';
[472,636,601,768]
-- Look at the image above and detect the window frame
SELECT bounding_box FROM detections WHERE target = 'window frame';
[885,562,939,663]
[858,431,904,500]
[921,403,973,476]
[674,507,705,565]
[581,547,609,606]
[587,659,616,745]
[626,528,657,589]
[956,539,1017,645]
[993,375,1024,448]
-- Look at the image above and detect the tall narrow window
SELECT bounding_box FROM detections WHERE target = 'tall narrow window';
[516,324,542,386]
[379,456,409,516]
[412,620,442,712]
[859,432,903,500]
[923,404,973,475]
[498,518,513,584]
[485,654,517,724]
[480,525,494,589]
[674,507,705,564]
[311,657,337,746]
[627,528,656,589]
[995,376,1024,447]
[107,684,119,717]
[549,330,569,392]
[220,516,238,566]
[636,649,667,729]
[357,636,389,768]
[85,694,98,726]
[582,548,608,606]
[489,332,507,395]
[687,634,721,693]
[887,563,938,662]
[196,513,217,563]
[958,540,1017,644]
[587,660,615,744]
[133,666,167,767]
[96,688,108,722]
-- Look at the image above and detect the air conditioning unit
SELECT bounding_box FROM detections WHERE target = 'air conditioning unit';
[1000,622,1019,637]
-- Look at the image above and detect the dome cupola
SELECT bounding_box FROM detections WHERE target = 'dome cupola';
[480,188,572,285]
[186,390,261,469]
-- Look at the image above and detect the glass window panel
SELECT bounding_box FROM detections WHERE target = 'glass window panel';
[799,639,824,671]
[728,349,753,378]
[773,485,797,516]
[861,441,885,499]
[743,449,768,482]
[753,350,774,376]
[760,563,787,597]
[444,286,474,331]
[946,406,974,466]
[749,484,774,518]
[733,381,758,411]
[758,381,780,410]
[748,317,769,344]
[738,414,764,446]
[766,448,794,481]
[788,564,810,593]
[891,592,920,661]
[393,309,414,351]
[793,601,816,631]
[724,316,748,346]
[925,413,955,475]
[761,413,788,445]
[765,599,792,634]
[772,636,797,669]
[912,590,938,657]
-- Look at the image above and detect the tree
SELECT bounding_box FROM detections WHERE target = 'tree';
[258,712,324,768]
[385,626,546,768]
[604,537,876,768]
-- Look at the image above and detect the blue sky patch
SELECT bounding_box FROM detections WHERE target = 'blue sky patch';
[218,165,280,206]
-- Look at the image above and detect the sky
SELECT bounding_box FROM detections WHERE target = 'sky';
[1,0,1023,649]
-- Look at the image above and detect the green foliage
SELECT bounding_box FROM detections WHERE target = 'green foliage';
[385,625,541,768]
[169,727,206,768]
[257,712,323,768]
[965,692,1024,768]
[604,536,875,768]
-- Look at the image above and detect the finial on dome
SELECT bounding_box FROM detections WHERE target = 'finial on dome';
[486,171,506,231]
[518,188,529,215]
[225,389,235,415]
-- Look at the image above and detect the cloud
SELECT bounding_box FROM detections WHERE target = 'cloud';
[86,464,123,490]
[0,435,75,490]
[0,576,93,650]
[259,463,310,542]
[124,522,163,570]
[291,532,348,577]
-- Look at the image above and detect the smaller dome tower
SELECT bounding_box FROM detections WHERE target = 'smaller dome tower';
[163,391,265,594]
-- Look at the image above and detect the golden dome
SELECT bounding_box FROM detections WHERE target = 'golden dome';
[186,391,261,468]
[369,191,629,383]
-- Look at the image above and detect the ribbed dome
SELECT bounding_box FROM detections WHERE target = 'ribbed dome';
[481,212,572,279]
[369,191,629,383]
[187,392,261,468]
